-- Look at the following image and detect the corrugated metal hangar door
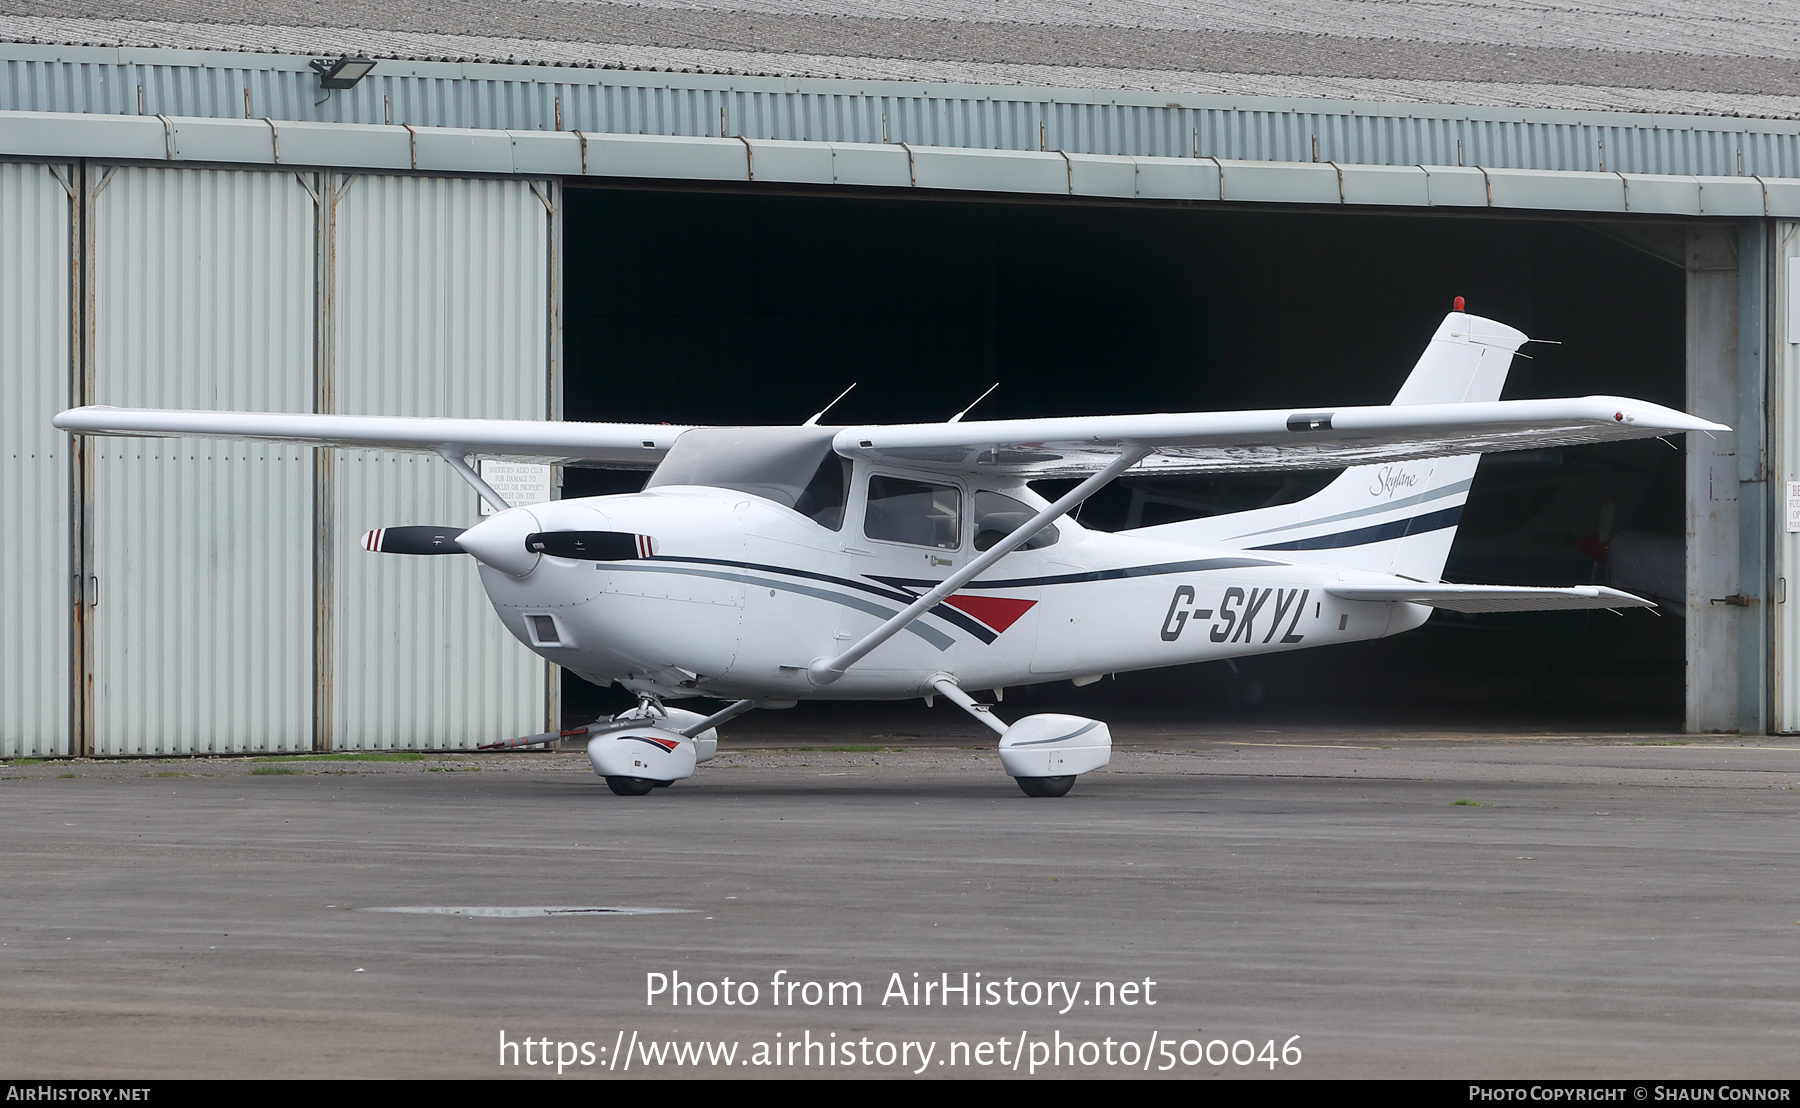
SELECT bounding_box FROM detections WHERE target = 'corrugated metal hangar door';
[0,163,557,756]
[1774,224,1800,732]
[85,166,317,755]
[326,174,552,750]
[0,162,73,758]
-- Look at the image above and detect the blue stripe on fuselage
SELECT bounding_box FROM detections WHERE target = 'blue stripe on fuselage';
[1248,505,1464,551]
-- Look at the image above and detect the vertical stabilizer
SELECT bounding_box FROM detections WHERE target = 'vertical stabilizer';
[1132,309,1529,580]
[1390,310,1529,406]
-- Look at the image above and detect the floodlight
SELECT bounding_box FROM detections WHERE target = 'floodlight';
[310,57,377,90]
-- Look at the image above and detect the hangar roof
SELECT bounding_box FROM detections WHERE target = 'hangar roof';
[3,0,1799,121]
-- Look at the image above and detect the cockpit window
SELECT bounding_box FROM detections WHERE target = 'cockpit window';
[973,490,1059,552]
[865,476,961,549]
[646,426,848,529]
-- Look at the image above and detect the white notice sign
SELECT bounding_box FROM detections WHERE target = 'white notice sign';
[478,461,554,515]
[1788,481,1800,533]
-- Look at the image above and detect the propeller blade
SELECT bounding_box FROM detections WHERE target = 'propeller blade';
[524,531,650,560]
[361,526,466,555]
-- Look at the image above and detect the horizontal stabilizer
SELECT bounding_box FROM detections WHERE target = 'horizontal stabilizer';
[362,526,466,555]
[1324,583,1653,613]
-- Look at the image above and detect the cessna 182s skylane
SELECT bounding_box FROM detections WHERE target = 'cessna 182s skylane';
[56,306,1724,797]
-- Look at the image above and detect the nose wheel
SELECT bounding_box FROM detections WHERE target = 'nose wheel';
[1015,775,1075,798]
[589,698,756,796]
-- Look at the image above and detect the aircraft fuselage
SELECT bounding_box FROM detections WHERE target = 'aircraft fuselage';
[475,484,1429,704]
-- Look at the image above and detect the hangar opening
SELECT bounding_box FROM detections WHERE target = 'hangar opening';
[559,185,1687,729]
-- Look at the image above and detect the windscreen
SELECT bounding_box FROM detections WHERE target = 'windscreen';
[646,426,849,529]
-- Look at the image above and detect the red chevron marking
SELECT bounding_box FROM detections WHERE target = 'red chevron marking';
[942,594,1037,634]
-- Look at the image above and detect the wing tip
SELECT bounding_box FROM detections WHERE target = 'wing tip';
[1586,397,1729,434]
[1590,586,1656,608]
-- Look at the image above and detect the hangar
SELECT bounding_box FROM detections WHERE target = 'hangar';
[1,2,1796,755]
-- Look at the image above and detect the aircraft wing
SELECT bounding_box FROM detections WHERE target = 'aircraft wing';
[52,406,688,467]
[1323,583,1653,612]
[833,396,1726,477]
[57,393,1724,476]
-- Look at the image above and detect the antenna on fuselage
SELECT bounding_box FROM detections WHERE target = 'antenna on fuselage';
[948,382,999,423]
[802,383,857,426]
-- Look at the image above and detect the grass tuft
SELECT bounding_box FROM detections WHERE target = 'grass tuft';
[253,752,425,763]
[1451,798,1492,807]
[250,767,302,776]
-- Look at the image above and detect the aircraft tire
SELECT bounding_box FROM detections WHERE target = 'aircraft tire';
[1015,775,1075,798]
[606,776,658,796]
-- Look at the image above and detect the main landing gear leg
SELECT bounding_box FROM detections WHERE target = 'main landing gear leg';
[927,675,1111,798]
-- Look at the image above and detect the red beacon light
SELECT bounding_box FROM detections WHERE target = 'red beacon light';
[1453,295,1465,311]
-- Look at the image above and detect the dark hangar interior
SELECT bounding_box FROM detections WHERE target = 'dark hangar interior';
[560,185,1687,728]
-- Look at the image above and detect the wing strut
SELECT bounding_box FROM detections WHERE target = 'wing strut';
[807,446,1151,686]
[435,446,512,514]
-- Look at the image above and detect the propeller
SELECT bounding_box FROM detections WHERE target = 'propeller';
[524,531,650,560]
[361,526,466,554]
[362,521,657,568]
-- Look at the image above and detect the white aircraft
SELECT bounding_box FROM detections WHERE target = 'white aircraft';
[56,306,1723,797]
